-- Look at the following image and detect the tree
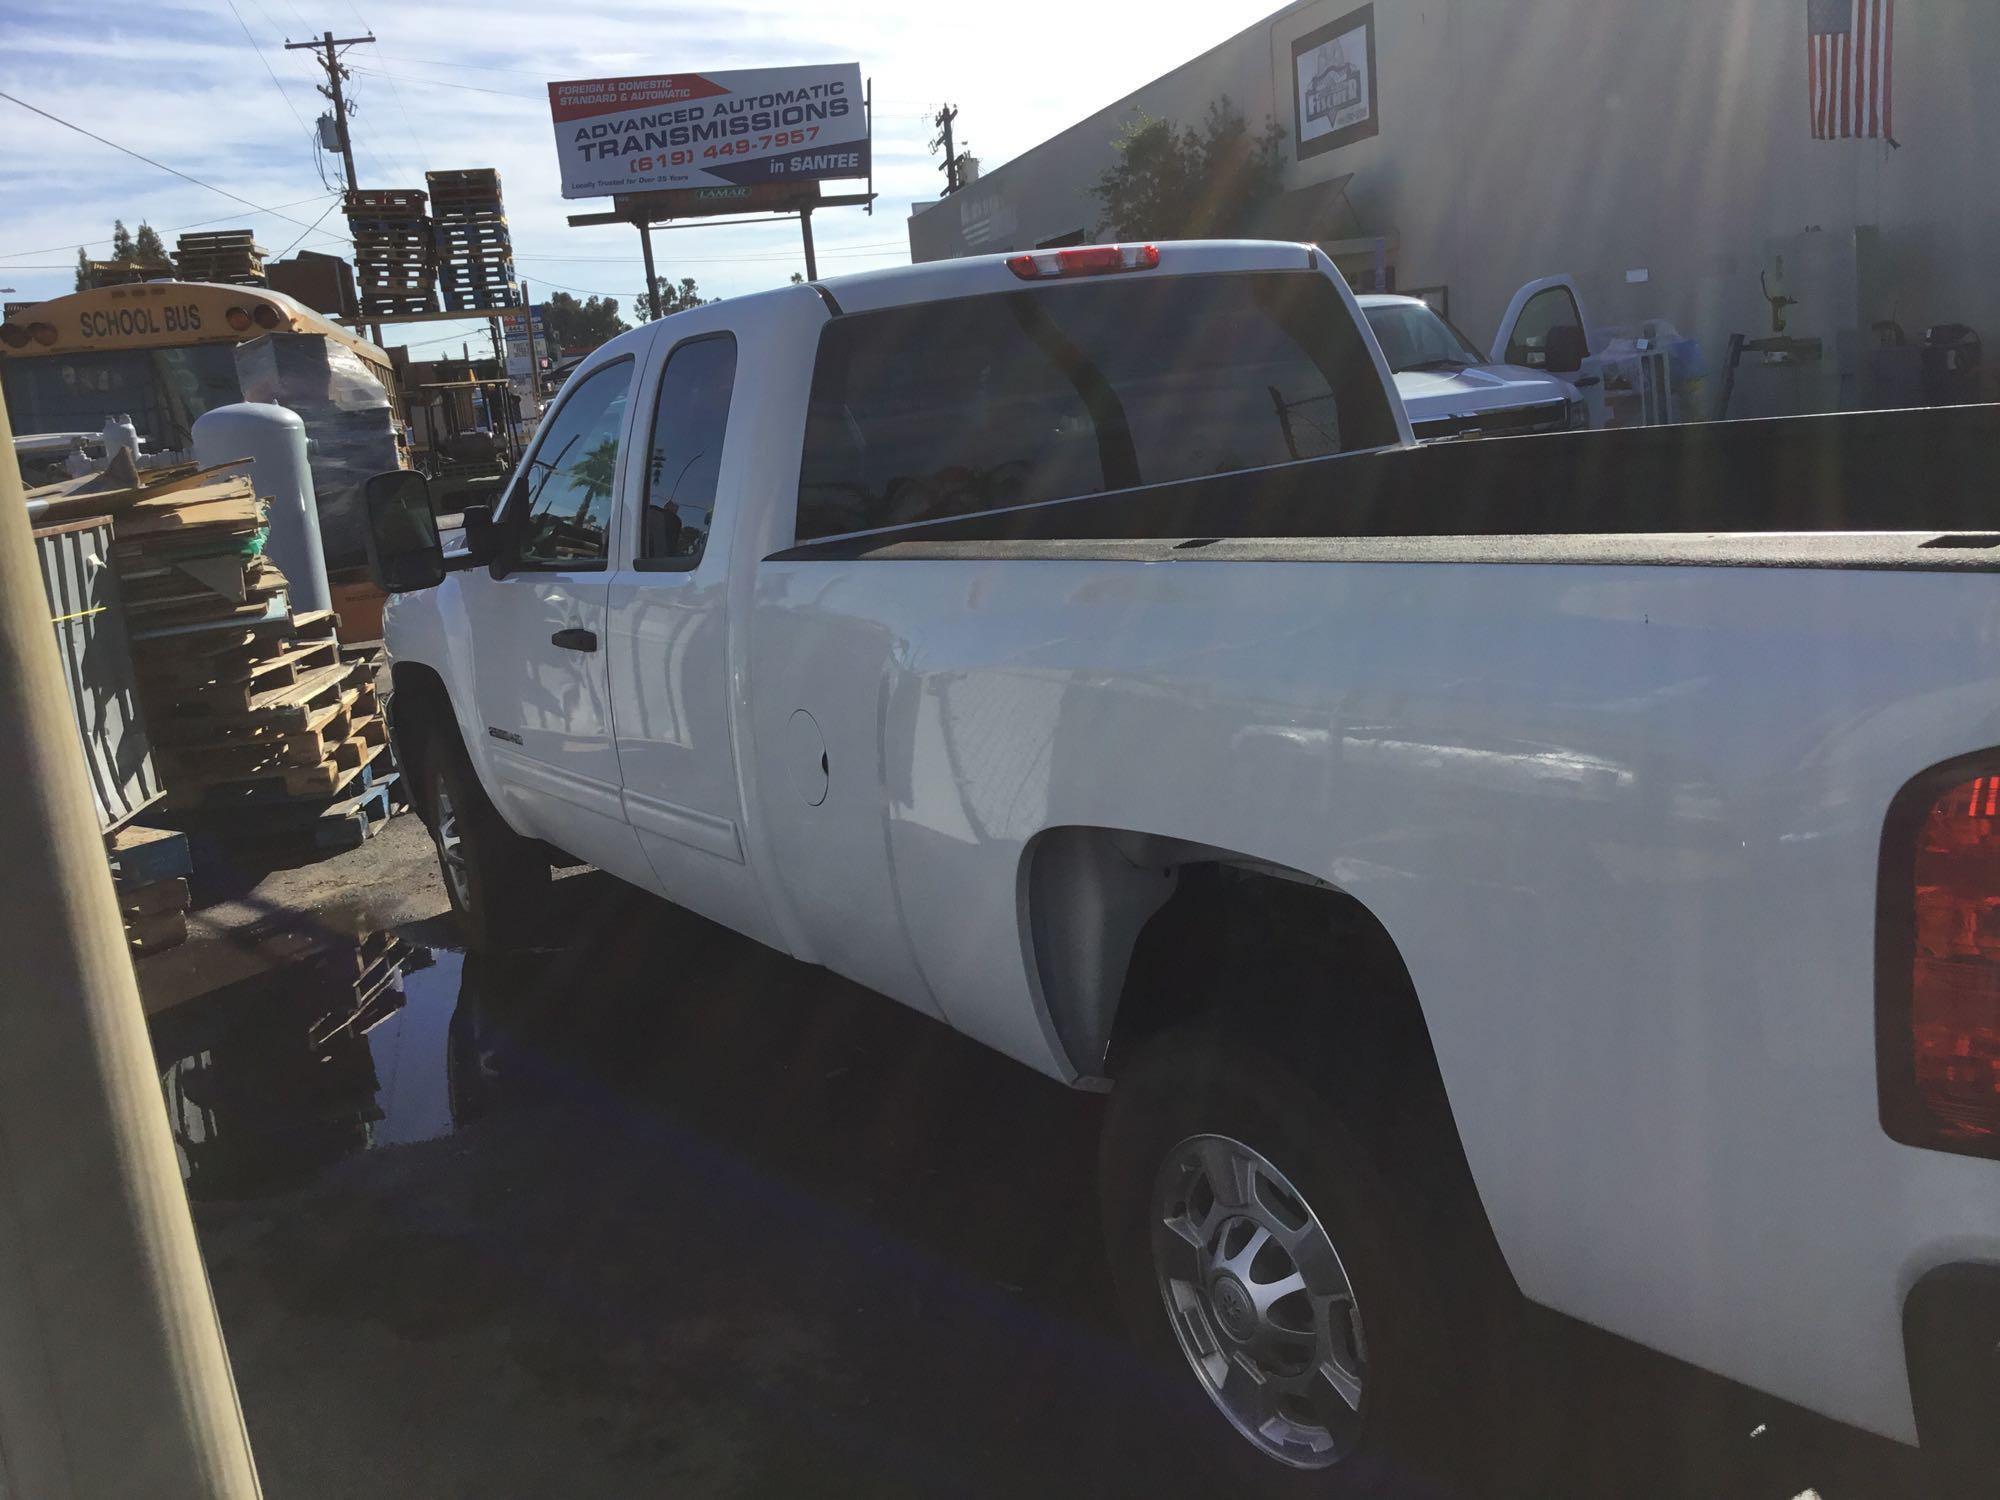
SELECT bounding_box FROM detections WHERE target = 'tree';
[1090,99,1285,242]
[73,246,91,291]
[633,275,707,321]
[540,291,628,351]
[132,222,169,264]
[110,220,135,261]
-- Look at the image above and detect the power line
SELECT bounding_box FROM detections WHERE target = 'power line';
[271,196,343,259]
[221,0,310,132]
[0,194,337,262]
[0,92,353,245]
[509,242,906,265]
[346,65,537,100]
[368,50,555,77]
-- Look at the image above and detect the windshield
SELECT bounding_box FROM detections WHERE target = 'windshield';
[1362,301,1488,373]
[2,344,242,450]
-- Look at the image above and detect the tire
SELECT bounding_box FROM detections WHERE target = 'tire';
[422,726,549,951]
[1100,1021,1471,1498]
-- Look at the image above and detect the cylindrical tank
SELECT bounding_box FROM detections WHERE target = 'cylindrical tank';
[192,403,331,615]
[100,414,139,467]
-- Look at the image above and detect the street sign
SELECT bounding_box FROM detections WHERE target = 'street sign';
[547,64,868,201]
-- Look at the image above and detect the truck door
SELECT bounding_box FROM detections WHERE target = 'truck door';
[1492,275,1604,426]
[603,330,782,948]
[456,354,648,883]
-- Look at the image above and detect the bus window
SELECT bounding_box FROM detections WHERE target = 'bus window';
[2,344,242,451]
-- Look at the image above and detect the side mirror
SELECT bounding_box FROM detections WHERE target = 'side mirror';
[362,470,444,593]
[459,502,499,565]
[1545,323,1588,375]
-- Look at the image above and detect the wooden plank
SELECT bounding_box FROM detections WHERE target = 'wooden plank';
[115,876,190,918]
[109,824,191,884]
[312,782,396,850]
[245,661,354,719]
[167,736,384,806]
[125,909,188,955]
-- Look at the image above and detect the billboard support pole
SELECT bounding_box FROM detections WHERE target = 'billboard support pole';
[636,220,661,321]
[799,207,818,281]
[865,78,874,216]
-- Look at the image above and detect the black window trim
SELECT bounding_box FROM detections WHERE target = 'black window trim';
[502,353,636,574]
[630,330,738,574]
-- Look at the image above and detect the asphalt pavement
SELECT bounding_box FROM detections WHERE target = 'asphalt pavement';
[135,812,1924,1499]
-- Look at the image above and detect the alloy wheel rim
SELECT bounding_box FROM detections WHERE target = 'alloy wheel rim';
[433,772,471,909]
[1150,1133,1367,1470]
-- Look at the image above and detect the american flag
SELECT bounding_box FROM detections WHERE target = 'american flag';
[1808,0,1895,143]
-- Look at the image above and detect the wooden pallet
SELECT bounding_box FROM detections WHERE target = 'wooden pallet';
[156,707,385,777]
[169,735,387,807]
[109,823,192,885]
[172,755,403,849]
[146,638,341,713]
[313,775,401,849]
[346,187,428,212]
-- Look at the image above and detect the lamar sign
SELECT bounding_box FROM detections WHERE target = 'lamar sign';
[548,64,868,200]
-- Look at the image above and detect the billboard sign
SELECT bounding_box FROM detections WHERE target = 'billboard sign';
[548,64,867,201]
[1292,5,1379,160]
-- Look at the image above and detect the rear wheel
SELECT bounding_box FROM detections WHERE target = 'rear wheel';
[1101,1023,1469,1496]
[423,727,548,951]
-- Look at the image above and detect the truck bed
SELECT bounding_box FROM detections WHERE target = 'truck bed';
[776,402,2000,558]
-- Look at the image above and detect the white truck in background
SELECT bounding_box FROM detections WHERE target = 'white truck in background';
[363,240,2000,1497]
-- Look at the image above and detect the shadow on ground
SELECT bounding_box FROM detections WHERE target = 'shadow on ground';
[154,875,1923,1499]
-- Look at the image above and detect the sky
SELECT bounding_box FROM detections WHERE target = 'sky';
[0,0,1265,359]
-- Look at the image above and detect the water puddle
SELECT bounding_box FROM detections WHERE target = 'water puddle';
[151,932,478,1200]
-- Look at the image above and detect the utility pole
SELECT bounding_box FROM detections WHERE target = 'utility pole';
[0,396,263,1498]
[931,104,963,195]
[287,29,378,342]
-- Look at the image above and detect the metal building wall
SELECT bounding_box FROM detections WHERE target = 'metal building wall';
[32,517,161,833]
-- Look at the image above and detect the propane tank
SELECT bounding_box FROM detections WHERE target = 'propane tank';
[192,403,331,614]
[100,413,139,468]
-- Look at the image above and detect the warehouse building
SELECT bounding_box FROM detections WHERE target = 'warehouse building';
[909,1,1999,420]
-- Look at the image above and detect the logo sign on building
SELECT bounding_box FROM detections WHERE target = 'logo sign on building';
[1292,5,1379,160]
[547,64,868,201]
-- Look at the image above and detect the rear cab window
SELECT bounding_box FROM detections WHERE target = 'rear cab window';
[795,271,1396,541]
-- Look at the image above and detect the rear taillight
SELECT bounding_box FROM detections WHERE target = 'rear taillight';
[1006,243,1159,280]
[1880,758,2000,1158]
[251,304,281,329]
[225,306,253,332]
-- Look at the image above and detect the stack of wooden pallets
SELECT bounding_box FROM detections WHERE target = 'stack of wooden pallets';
[109,824,193,955]
[428,169,517,312]
[174,230,266,286]
[109,472,403,849]
[345,187,437,318]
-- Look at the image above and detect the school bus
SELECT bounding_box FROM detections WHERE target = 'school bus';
[0,280,398,454]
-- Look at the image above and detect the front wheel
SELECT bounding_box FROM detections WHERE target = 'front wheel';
[423,727,549,951]
[1100,1025,1467,1497]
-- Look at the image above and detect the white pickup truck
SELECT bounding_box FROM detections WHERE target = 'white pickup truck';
[364,240,2000,1496]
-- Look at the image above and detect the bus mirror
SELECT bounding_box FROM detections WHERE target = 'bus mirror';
[362,470,444,593]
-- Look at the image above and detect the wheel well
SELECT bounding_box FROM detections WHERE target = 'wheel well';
[1026,828,1512,1289]
[387,661,455,824]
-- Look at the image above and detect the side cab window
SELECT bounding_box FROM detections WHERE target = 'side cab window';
[636,333,738,570]
[507,357,635,568]
[1504,286,1586,371]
